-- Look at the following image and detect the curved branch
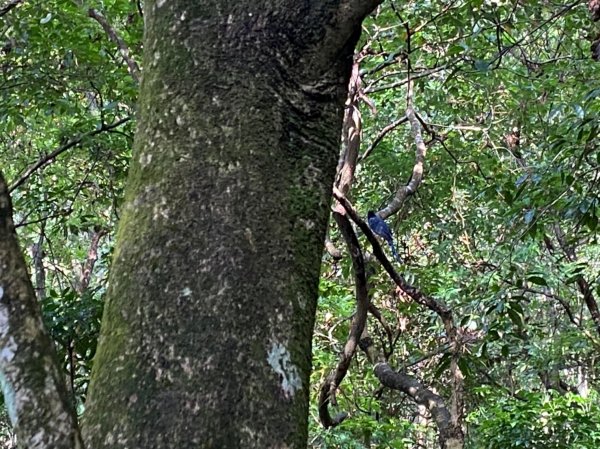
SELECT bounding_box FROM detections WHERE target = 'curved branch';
[374,363,463,449]
[88,9,141,83]
[318,211,369,428]
[378,104,427,220]
[335,59,363,196]
[331,190,464,446]
[333,188,453,328]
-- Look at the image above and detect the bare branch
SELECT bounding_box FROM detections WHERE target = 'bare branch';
[0,0,22,17]
[335,58,363,196]
[331,190,464,446]
[88,8,141,83]
[9,117,131,193]
[332,188,453,328]
[374,363,463,449]
[378,103,426,220]
[319,211,369,428]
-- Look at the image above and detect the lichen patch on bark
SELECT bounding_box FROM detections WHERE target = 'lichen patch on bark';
[267,341,303,399]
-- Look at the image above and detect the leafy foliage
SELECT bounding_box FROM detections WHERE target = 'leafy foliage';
[310,0,600,446]
[1,0,140,409]
[467,390,600,448]
[2,0,600,447]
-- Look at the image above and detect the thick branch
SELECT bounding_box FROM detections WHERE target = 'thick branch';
[333,189,465,446]
[329,188,465,446]
[0,172,83,449]
[0,0,22,17]
[378,105,427,220]
[326,56,363,260]
[9,117,131,193]
[319,211,369,428]
[335,59,363,196]
[374,363,463,449]
[88,9,141,83]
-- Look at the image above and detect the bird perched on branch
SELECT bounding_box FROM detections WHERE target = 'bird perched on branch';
[367,211,401,263]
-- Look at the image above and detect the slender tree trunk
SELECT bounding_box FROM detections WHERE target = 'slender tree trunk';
[0,174,83,449]
[82,1,380,448]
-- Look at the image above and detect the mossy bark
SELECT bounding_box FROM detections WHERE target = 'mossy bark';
[82,1,380,448]
[0,174,83,449]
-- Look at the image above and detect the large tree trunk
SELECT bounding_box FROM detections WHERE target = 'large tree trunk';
[82,1,380,448]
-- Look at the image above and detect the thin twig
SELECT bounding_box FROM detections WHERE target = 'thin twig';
[359,116,408,162]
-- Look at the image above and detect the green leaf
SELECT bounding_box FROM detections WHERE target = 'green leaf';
[507,307,524,328]
[527,275,547,286]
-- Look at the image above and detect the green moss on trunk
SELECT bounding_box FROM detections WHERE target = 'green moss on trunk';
[83,1,378,448]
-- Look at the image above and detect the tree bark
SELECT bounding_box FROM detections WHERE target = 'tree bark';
[0,173,83,449]
[374,363,463,449]
[82,1,381,448]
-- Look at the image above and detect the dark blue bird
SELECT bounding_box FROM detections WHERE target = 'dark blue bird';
[367,211,401,263]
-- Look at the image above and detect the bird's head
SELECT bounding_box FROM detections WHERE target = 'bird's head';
[367,211,376,219]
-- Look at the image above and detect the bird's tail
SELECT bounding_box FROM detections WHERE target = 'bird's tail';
[388,241,402,263]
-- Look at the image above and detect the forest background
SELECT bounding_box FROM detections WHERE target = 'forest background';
[1,0,600,448]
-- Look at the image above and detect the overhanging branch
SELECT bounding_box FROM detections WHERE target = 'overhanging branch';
[9,116,131,193]
[374,363,463,449]
[88,8,141,83]
[333,187,453,328]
